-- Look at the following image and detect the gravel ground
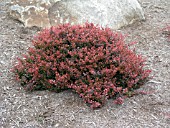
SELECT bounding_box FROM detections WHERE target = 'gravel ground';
[0,0,170,128]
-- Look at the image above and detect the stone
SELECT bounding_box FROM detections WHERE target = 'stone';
[9,0,61,28]
[9,0,145,29]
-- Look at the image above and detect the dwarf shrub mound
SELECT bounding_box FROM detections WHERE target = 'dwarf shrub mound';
[12,23,151,109]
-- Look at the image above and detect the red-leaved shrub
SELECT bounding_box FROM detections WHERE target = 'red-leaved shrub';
[12,23,151,109]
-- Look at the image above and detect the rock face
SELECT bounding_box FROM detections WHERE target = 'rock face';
[9,0,61,28]
[9,0,145,29]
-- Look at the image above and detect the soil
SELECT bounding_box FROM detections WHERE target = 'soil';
[0,0,170,128]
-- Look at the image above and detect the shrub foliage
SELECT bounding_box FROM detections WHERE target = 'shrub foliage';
[12,23,151,108]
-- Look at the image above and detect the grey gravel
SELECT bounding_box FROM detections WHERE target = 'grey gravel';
[0,0,170,128]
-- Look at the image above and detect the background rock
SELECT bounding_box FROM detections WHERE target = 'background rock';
[9,0,145,29]
[49,0,145,29]
[9,0,61,28]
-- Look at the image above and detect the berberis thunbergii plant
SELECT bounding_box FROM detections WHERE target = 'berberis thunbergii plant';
[12,23,151,109]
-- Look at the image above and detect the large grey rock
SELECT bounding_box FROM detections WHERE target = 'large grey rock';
[9,0,145,29]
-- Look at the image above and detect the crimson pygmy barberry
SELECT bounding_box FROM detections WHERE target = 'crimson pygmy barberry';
[12,23,151,109]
